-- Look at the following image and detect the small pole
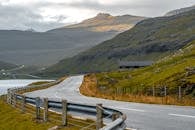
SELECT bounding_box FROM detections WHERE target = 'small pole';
[164,86,167,104]
[36,97,41,119]
[96,104,103,130]
[164,86,167,97]
[115,88,117,98]
[43,98,48,122]
[62,99,67,126]
[179,86,181,101]
[21,95,26,113]
[153,86,155,97]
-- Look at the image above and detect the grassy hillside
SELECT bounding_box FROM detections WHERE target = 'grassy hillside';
[40,9,195,77]
[0,97,56,130]
[80,41,195,106]
[0,96,95,130]
[165,5,195,16]
[0,29,116,67]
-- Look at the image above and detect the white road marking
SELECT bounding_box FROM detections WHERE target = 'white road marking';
[169,113,195,118]
[113,107,146,112]
[126,128,136,130]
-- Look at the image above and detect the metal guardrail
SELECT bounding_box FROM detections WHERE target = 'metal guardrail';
[7,83,126,130]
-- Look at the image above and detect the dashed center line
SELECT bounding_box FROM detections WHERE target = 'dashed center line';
[169,113,195,118]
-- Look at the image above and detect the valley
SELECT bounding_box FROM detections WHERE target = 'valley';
[0,2,195,130]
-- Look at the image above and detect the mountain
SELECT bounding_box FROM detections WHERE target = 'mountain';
[65,13,146,32]
[0,61,17,70]
[82,41,195,105]
[0,13,145,67]
[0,29,115,66]
[39,9,195,77]
[165,5,195,16]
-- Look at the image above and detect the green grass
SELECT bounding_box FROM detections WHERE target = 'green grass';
[0,97,96,130]
[80,41,195,106]
[39,9,195,77]
[0,75,96,130]
[0,97,56,130]
[96,41,195,95]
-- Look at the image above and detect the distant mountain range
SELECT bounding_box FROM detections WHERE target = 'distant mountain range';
[39,9,195,77]
[0,61,17,70]
[0,13,145,67]
[165,5,195,16]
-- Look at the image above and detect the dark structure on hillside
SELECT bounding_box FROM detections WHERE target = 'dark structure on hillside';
[118,61,153,69]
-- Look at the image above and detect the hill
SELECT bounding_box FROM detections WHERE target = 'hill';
[80,41,195,106]
[39,9,195,77]
[165,5,195,16]
[0,29,115,67]
[0,61,17,70]
[65,13,146,32]
[0,13,145,67]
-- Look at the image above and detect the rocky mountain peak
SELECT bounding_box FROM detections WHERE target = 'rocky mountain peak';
[95,13,113,19]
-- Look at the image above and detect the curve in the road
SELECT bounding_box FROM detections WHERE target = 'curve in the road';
[25,75,195,130]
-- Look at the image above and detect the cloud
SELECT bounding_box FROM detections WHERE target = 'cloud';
[0,1,69,31]
[0,0,194,31]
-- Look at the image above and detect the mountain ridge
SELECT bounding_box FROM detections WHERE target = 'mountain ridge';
[0,61,17,70]
[38,9,195,77]
[63,13,146,32]
[165,5,195,16]
[0,13,145,67]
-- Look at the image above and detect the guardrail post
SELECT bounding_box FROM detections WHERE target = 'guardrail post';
[36,97,41,119]
[112,112,119,121]
[8,89,13,104]
[21,95,26,113]
[62,99,67,126]
[43,98,48,122]
[10,90,13,105]
[7,89,11,104]
[12,92,16,108]
[96,104,103,130]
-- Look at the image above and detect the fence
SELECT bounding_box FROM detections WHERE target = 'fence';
[7,86,126,130]
[98,85,195,106]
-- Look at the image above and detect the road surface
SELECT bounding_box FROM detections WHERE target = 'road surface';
[25,75,195,130]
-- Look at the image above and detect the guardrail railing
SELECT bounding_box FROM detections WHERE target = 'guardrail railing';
[7,83,126,130]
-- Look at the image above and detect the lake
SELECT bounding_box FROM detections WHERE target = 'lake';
[0,79,53,95]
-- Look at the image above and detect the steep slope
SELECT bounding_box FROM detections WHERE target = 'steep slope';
[40,9,195,77]
[65,13,146,32]
[165,5,195,16]
[0,13,145,67]
[81,41,195,105]
[0,61,17,70]
[0,29,115,66]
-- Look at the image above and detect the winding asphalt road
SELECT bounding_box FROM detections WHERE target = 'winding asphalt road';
[25,75,195,130]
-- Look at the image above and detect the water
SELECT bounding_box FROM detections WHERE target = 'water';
[0,79,53,95]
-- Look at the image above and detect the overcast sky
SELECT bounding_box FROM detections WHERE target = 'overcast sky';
[0,0,194,31]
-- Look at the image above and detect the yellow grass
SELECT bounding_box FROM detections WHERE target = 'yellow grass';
[80,74,195,106]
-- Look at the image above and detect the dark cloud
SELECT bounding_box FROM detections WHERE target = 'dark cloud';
[61,0,195,16]
[0,0,194,31]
